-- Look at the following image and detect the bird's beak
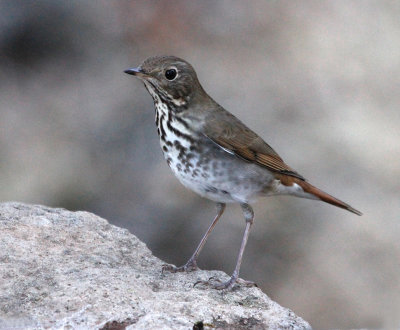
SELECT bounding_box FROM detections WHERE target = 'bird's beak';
[124,67,147,78]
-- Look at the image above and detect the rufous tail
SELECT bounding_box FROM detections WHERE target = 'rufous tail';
[297,180,362,216]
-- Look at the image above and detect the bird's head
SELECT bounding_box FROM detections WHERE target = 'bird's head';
[125,55,205,110]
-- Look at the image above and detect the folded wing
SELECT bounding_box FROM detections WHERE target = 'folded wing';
[203,109,305,180]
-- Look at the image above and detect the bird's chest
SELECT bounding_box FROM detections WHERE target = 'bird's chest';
[153,102,255,204]
[154,103,200,181]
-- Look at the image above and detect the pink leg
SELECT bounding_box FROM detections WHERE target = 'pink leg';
[195,203,256,290]
[162,203,226,273]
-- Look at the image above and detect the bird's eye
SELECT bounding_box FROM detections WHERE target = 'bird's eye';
[165,68,177,80]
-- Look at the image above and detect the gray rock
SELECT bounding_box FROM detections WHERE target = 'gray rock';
[0,202,311,329]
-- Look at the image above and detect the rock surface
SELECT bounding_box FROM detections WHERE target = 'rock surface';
[0,202,311,329]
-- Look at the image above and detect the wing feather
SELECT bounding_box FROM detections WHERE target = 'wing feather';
[203,109,305,180]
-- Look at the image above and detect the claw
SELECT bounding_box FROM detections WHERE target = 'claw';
[161,258,198,274]
[236,278,257,288]
[161,264,179,274]
[193,276,256,291]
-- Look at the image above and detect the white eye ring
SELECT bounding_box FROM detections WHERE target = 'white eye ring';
[165,67,178,81]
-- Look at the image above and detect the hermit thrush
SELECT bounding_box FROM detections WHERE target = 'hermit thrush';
[124,55,361,290]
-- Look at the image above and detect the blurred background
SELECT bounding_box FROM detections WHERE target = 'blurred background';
[1,1,399,328]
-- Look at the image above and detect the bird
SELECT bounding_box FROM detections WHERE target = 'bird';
[124,55,362,290]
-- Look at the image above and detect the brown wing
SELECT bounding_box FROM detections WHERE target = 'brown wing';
[203,108,305,180]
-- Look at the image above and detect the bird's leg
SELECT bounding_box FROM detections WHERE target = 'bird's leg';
[195,203,256,290]
[162,203,226,273]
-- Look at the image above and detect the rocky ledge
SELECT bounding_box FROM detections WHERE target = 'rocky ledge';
[0,202,310,329]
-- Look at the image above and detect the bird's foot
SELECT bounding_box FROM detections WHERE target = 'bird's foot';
[162,258,198,274]
[194,276,257,291]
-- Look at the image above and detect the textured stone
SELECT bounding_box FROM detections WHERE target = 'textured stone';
[0,202,311,329]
